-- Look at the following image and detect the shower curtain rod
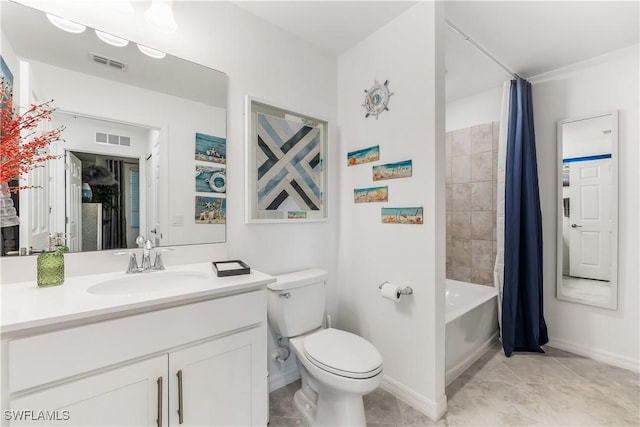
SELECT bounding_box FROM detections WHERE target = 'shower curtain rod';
[445,19,522,80]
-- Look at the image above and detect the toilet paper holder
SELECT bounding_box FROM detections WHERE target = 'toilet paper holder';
[378,281,413,296]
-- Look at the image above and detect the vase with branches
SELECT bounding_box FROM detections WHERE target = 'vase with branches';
[1,80,65,194]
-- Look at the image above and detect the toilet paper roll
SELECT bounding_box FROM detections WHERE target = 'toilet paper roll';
[380,282,401,302]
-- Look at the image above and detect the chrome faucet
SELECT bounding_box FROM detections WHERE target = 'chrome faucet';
[115,236,173,274]
[141,239,153,271]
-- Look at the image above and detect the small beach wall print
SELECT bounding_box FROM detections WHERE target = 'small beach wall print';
[381,207,423,224]
[287,211,307,219]
[195,132,226,164]
[195,196,226,224]
[195,164,226,193]
[347,145,379,166]
[373,160,412,181]
[354,186,388,203]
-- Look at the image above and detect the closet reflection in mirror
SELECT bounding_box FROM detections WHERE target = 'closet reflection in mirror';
[0,1,227,256]
[557,112,618,310]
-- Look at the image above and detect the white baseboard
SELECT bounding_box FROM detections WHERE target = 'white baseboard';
[268,367,300,393]
[547,337,640,373]
[380,375,447,421]
[446,331,499,386]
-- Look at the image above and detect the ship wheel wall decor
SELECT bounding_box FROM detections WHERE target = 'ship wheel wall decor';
[362,80,393,119]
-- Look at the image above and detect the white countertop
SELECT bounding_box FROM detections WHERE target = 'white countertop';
[1,262,275,337]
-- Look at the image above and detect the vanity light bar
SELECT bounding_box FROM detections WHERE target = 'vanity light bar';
[89,52,128,71]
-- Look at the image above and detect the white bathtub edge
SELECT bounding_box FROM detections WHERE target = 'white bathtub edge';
[445,280,498,324]
[381,374,448,421]
[445,331,499,386]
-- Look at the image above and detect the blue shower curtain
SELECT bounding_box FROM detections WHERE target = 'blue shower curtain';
[502,78,548,357]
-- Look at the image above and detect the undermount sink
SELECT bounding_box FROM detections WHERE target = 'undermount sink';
[87,271,210,295]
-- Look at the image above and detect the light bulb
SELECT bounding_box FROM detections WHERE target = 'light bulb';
[46,13,86,34]
[137,44,166,59]
[144,0,177,34]
[95,30,129,47]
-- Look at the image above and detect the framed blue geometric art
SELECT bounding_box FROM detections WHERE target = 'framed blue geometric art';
[245,97,327,223]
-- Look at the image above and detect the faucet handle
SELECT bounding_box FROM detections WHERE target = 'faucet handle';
[153,248,175,271]
[135,235,146,248]
[114,251,140,274]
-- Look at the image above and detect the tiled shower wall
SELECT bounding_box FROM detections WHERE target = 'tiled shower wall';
[445,122,499,286]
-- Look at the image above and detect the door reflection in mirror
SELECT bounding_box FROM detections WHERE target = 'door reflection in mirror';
[54,113,158,254]
[557,112,617,310]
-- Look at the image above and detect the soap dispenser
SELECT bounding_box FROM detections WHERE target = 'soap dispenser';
[37,233,68,287]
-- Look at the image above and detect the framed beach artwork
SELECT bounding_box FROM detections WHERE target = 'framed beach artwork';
[245,96,328,223]
[347,145,379,166]
[195,164,226,193]
[373,160,412,181]
[354,186,388,203]
[1,55,13,108]
[381,207,423,224]
[195,195,226,224]
[195,132,226,164]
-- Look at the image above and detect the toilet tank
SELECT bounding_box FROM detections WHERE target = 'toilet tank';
[267,268,328,338]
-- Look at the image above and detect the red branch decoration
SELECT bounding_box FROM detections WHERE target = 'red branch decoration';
[1,82,65,193]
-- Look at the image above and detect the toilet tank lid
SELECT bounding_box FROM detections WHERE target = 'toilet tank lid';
[268,268,328,291]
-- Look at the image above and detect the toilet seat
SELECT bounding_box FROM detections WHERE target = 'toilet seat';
[303,328,383,379]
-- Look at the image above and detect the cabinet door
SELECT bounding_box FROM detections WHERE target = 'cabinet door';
[168,326,267,426]
[8,356,168,427]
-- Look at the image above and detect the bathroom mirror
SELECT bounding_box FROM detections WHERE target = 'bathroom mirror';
[0,1,228,256]
[556,112,618,310]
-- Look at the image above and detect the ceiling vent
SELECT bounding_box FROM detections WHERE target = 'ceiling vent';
[89,52,127,71]
[96,132,131,147]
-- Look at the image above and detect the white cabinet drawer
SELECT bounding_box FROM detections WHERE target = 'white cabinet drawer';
[9,289,265,393]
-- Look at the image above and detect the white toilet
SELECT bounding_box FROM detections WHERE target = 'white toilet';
[267,269,383,427]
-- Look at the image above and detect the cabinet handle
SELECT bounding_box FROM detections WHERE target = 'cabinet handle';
[177,369,184,424]
[156,376,163,427]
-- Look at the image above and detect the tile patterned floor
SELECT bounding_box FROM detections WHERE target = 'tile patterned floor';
[269,343,640,426]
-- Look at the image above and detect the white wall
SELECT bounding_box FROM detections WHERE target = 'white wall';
[337,2,447,419]
[533,46,639,371]
[446,85,502,132]
[1,0,339,390]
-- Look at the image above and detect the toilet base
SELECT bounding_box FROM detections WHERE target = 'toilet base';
[293,386,367,427]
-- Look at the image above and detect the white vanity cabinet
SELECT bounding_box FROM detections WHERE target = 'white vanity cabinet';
[9,355,168,426]
[2,287,269,427]
[168,327,263,426]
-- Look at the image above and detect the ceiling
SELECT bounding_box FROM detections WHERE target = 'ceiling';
[234,1,639,103]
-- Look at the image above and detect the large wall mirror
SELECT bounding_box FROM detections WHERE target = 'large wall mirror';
[1,1,228,256]
[556,112,618,310]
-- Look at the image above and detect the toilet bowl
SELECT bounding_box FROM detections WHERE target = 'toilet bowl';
[267,269,383,426]
[289,328,382,426]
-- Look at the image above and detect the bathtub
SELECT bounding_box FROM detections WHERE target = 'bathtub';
[445,279,499,385]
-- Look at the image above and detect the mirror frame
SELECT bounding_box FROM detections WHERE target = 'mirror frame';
[556,111,618,310]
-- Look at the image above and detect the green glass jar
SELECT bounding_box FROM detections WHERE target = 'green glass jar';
[37,247,67,287]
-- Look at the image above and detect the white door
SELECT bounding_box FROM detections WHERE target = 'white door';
[569,158,612,281]
[9,355,168,426]
[65,152,83,252]
[18,157,51,252]
[18,61,50,252]
[168,327,267,426]
[144,149,160,246]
